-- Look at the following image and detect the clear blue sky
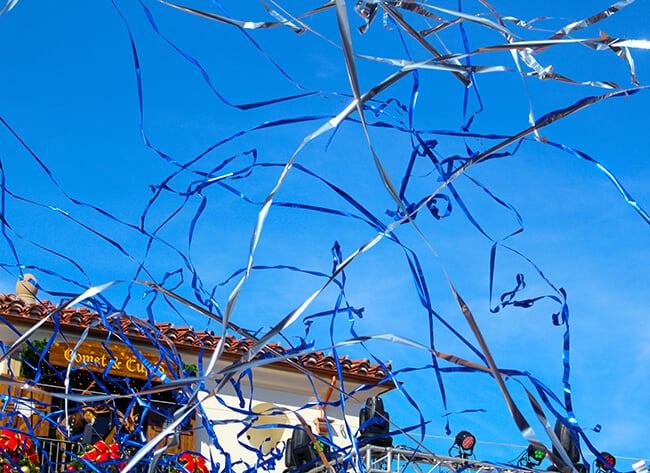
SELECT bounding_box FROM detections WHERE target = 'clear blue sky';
[0,0,648,470]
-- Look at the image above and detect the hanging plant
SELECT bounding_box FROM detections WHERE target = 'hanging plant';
[0,429,40,473]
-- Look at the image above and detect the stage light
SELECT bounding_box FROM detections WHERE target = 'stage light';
[595,452,616,473]
[553,420,580,464]
[551,420,587,473]
[357,396,392,448]
[284,425,330,471]
[449,430,476,459]
[518,445,545,467]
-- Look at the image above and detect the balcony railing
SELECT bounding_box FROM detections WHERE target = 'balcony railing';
[34,437,84,473]
[30,437,162,473]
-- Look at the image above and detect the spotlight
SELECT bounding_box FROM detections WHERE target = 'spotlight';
[284,425,330,472]
[358,396,392,448]
[551,420,586,473]
[518,445,546,468]
[449,430,476,459]
[553,420,580,465]
[595,452,616,473]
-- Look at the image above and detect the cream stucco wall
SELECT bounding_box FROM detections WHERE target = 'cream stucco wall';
[194,386,364,472]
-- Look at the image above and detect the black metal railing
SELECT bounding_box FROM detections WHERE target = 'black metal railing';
[33,437,156,473]
[36,437,84,473]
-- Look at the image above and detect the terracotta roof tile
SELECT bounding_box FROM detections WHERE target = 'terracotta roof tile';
[267,342,284,354]
[28,304,46,319]
[197,332,217,347]
[7,297,25,316]
[0,293,390,384]
[358,359,372,375]
[301,351,322,367]
[322,354,336,370]
[122,319,143,336]
[339,356,353,371]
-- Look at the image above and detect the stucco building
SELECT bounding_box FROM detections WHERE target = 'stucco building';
[0,291,392,472]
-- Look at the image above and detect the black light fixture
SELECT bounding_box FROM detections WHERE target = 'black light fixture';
[284,425,330,472]
[518,445,546,468]
[595,452,616,473]
[358,396,392,448]
[551,420,586,473]
[449,430,476,459]
[553,420,580,464]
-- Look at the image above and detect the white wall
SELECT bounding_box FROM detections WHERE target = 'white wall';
[194,383,364,472]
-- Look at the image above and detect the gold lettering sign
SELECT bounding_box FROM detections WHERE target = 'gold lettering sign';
[49,342,174,382]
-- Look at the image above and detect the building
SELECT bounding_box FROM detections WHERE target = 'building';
[0,291,393,472]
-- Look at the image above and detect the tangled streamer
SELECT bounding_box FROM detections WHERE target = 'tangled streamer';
[0,1,647,473]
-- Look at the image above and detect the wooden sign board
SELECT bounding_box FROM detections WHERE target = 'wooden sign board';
[49,341,175,381]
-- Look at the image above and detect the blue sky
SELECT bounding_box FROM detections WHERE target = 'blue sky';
[0,0,648,470]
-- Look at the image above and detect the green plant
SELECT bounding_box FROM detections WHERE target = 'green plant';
[19,339,48,379]
[183,363,198,376]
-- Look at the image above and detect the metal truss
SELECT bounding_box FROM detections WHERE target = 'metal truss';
[304,445,545,473]
[357,445,542,473]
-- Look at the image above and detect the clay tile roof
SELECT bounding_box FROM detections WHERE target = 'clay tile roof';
[86,311,102,326]
[301,351,322,367]
[64,310,84,326]
[233,339,253,354]
[357,359,371,375]
[266,343,284,356]
[219,335,235,351]
[28,304,46,319]
[175,328,198,345]
[196,332,216,347]
[373,365,388,378]
[8,296,26,316]
[121,319,143,336]
[322,355,336,370]
[156,322,173,333]
[0,294,390,384]
[339,356,353,371]
[164,327,179,342]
